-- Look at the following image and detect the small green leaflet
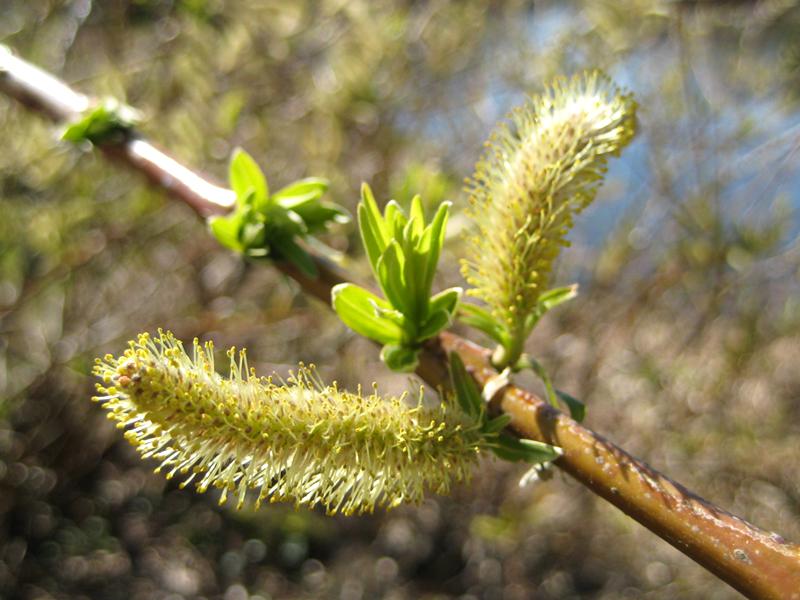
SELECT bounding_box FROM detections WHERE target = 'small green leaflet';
[513,354,586,422]
[331,283,405,345]
[449,353,483,420]
[488,433,562,464]
[458,303,509,346]
[556,389,586,423]
[229,148,268,207]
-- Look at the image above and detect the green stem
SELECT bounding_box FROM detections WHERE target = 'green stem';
[491,321,527,369]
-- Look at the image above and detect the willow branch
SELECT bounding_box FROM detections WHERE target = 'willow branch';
[2,45,798,599]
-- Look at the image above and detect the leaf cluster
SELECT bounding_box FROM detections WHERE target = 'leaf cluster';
[332,184,461,371]
[209,149,349,277]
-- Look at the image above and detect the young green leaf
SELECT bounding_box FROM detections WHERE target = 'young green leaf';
[229,148,268,206]
[331,283,404,345]
[483,414,512,434]
[420,201,450,296]
[371,302,406,330]
[417,309,451,341]
[458,303,508,346]
[524,285,580,333]
[210,151,345,280]
[274,235,317,277]
[272,177,328,202]
[430,286,460,313]
[409,195,426,238]
[449,352,483,420]
[490,433,562,464]
[288,201,349,233]
[520,355,559,408]
[358,190,389,276]
[448,352,563,472]
[556,389,586,423]
[376,241,410,316]
[380,344,419,372]
[538,284,579,312]
[208,214,244,252]
[387,200,407,240]
[273,178,350,233]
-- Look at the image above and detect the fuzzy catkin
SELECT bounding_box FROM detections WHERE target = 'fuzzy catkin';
[462,70,637,330]
[93,331,481,515]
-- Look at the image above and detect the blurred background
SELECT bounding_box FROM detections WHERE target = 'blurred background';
[2,1,800,598]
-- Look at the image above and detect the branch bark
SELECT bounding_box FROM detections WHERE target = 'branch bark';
[2,45,798,599]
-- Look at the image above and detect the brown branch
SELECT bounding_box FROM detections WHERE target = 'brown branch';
[2,45,798,599]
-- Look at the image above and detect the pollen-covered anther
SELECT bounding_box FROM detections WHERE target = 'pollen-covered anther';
[92,330,482,514]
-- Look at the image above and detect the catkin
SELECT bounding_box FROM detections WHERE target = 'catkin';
[462,70,637,329]
[93,331,481,514]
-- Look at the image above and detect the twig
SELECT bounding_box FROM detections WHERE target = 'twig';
[2,45,798,599]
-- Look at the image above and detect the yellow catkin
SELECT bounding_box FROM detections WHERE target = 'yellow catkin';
[92,330,481,515]
[462,70,637,329]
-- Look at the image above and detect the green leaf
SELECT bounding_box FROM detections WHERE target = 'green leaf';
[275,235,317,277]
[358,185,389,276]
[376,241,410,316]
[274,177,350,232]
[556,389,586,422]
[240,219,267,251]
[351,188,454,348]
[357,203,381,274]
[428,287,461,319]
[449,352,483,420]
[287,201,350,232]
[229,148,268,207]
[371,301,406,329]
[380,344,419,372]
[524,285,579,334]
[272,177,329,201]
[490,433,561,464]
[263,204,307,236]
[418,201,450,298]
[538,284,579,312]
[208,214,243,252]
[417,309,450,341]
[459,303,508,345]
[331,284,404,345]
[361,183,388,239]
[386,200,406,235]
[520,355,559,408]
[403,237,425,322]
[483,414,512,434]
[409,195,425,238]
